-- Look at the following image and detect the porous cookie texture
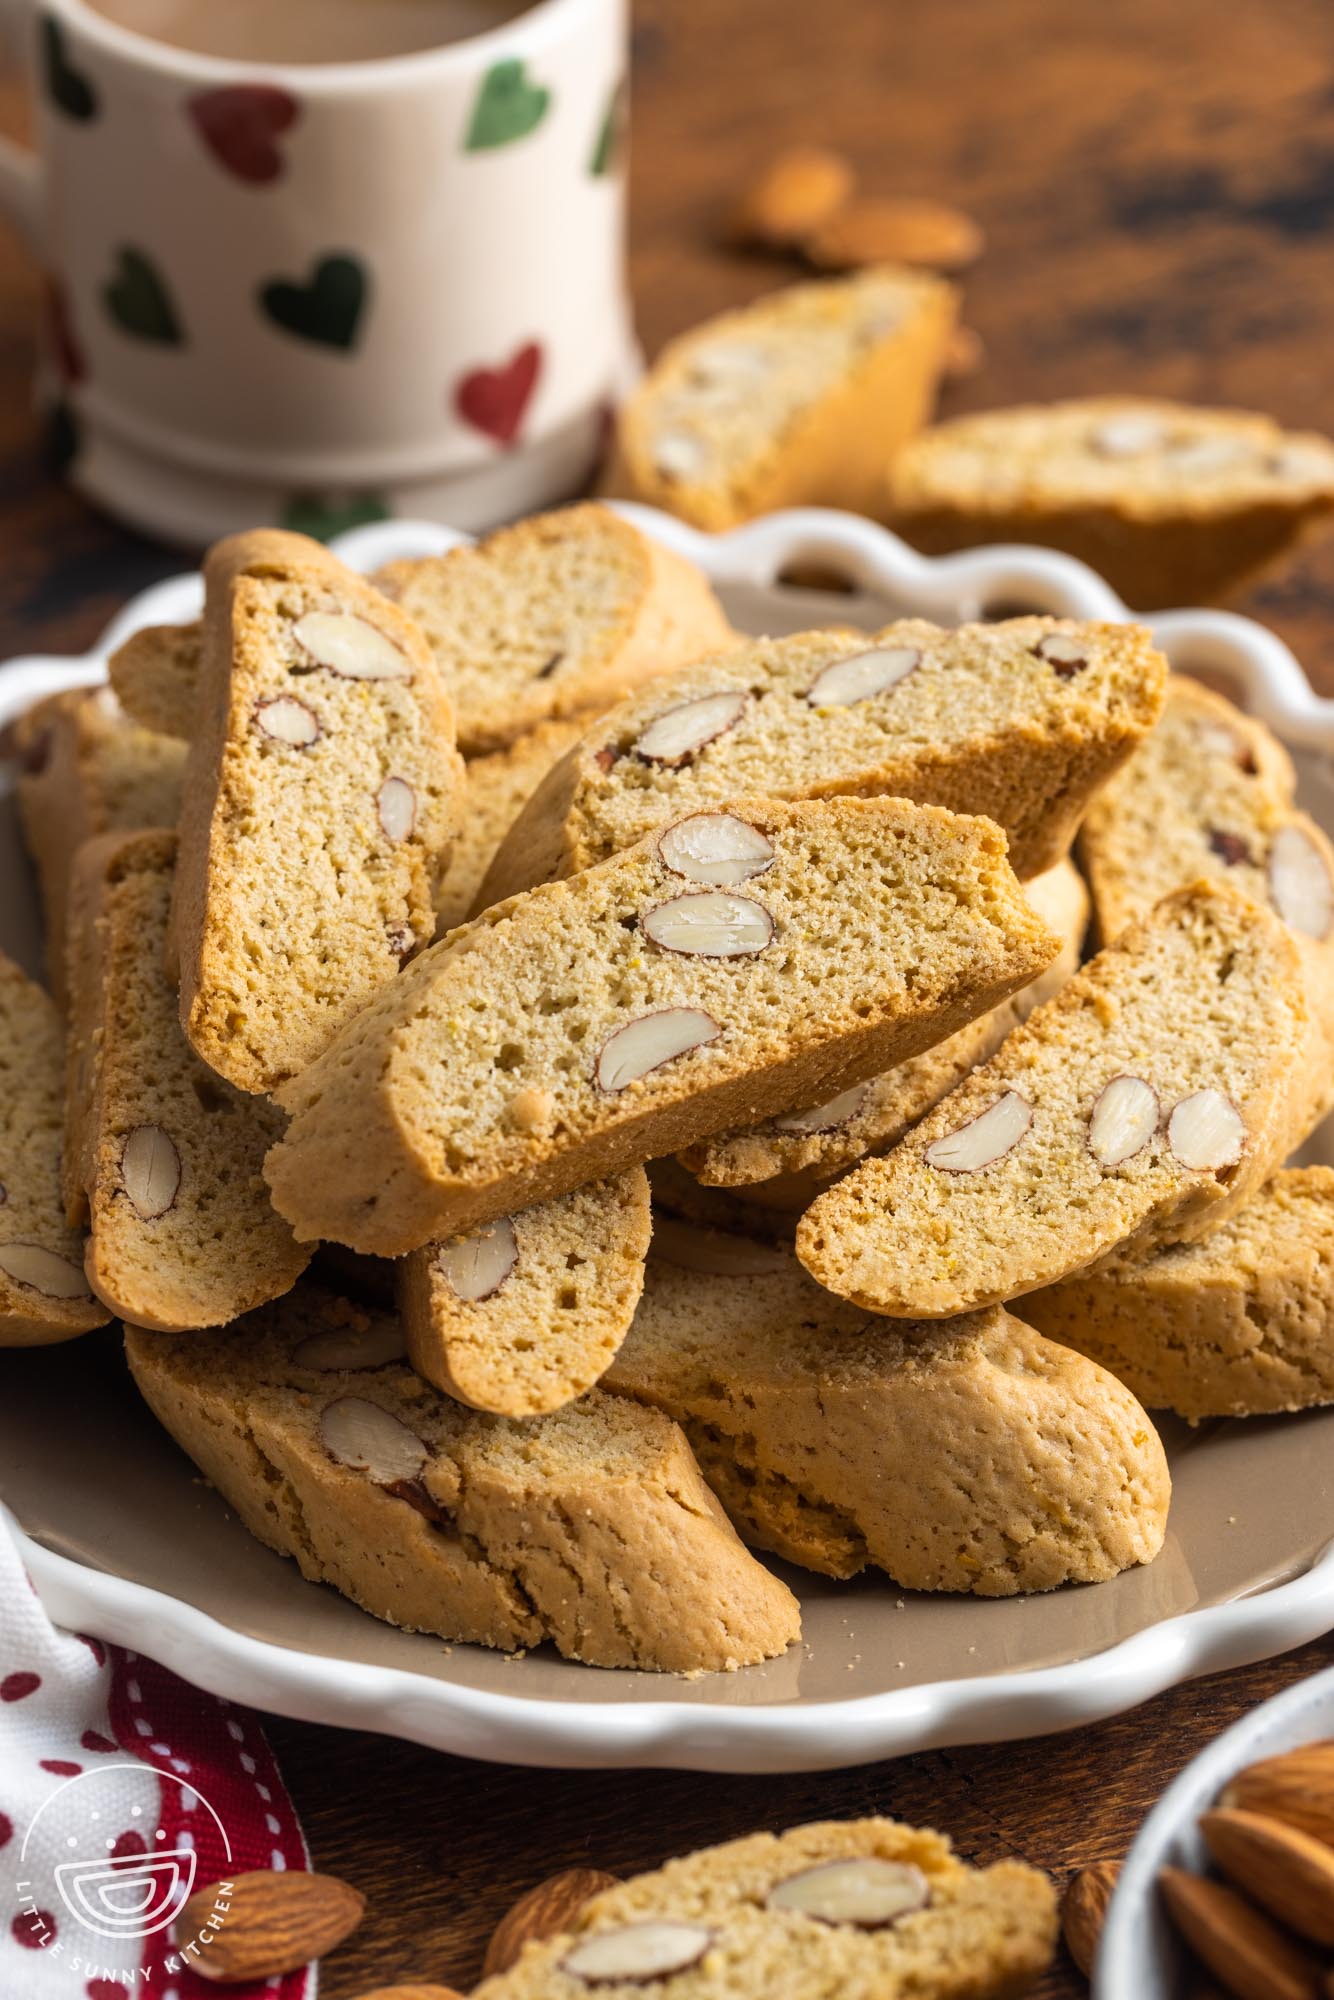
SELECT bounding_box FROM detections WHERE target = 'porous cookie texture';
[436,720,586,935]
[124,1287,800,1673]
[64,831,310,1332]
[0,951,108,1345]
[107,619,203,739]
[397,1168,652,1416]
[478,616,1166,904]
[1025,1168,1334,1422]
[266,795,1059,1256]
[376,504,736,757]
[602,267,958,531]
[798,882,1317,1318]
[472,1817,1057,2000]
[14,687,186,1009]
[607,1237,1169,1593]
[681,859,1088,1192]
[170,529,464,1094]
[888,397,1334,609]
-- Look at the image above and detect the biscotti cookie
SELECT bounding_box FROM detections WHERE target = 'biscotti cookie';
[125,1287,800,1673]
[64,831,309,1332]
[478,616,1166,905]
[266,795,1060,1255]
[798,881,1317,1318]
[0,951,109,1345]
[171,529,464,1094]
[436,720,587,935]
[888,398,1334,608]
[397,1168,651,1415]
[1024,1168,1334,1422]
[607,1237,1169,1593]
[473,1818,1057,2000]
[682,858,1088,1191]
[107,619,202,739]
[602,267,957,530]
[14,687,186,1009]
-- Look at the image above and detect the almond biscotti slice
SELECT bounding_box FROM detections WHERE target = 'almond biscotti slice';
[681,857,1088,1193]
[397,1167,651,1415]
[107,620,202,739]
[0,951,109,1345]
[888,397,1334,609]
[473,1818,1057,2000]
[124,1287,800,1673]
[602,267,957,530]
[607,1233,1169,1594]
[171,529,464,1094]
[266,795,1059,1255]
[478,616,1166,904]
[64,830,310,1332]
[798,881,1319,1318]
[1024,1168,1334,1422]
[435,719,587,935]
[15,687,186,1009]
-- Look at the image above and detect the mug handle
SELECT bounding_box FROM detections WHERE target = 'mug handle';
[0,0,41,249]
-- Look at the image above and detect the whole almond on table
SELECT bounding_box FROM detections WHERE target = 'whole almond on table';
[1157,1866,1322,2000]
[1200,1806,1334,1946]
[1060,1859,1119,1977]
[1221,1741,1334,1850]
[174,1869,364,1984]
[482,1867,621,1978]
[807,195,985,273]
[728,143,857,249]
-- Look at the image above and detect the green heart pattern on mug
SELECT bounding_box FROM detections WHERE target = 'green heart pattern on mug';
[103,247,184,344]
[42,16,99,122]
[464,58,551,151]
[282,492,392,540]
[589,78,627,178]
[260,255,368,351]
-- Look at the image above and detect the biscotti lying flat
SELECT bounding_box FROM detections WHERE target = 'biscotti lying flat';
[171,529,464,1094]
[797,881,1318,1318]
[602,267,958,530]
[607,1236,1169,1593]
[435,720,586,935]
[266,795,1060,1254]
[1024,1168,1334,1422]
[0,950,109,1345]
[15,687,186,1009]
[888,397,1334,608]
[478,617,1166,904]
[681,857,1088,1192]
[377,504,735,756]
[64,831,309,1332]
[125,1287,800,1672]
[107,619,202,739]
[473,1818,1057,2000]
[397,1168,651,1415]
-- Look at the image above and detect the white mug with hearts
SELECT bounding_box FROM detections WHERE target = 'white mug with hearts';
[0,0,632,544]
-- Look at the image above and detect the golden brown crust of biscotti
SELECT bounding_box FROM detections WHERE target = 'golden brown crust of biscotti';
[797,881,1320,1318]
[125,1287,800,1673]
[606,1240,1169,1594]
[0,949,108,1345]
[473,1818,1058,2000]
[265,795,1060,1256]
[397,1168,651,1415]
[477,617,1166,906]
[1023,1167,1334,1421]
[170,529,464,1095]
[602,267,958,530]
[435,720,586,936]
[887,398,1334,609]
[107,621,202,739]
[63,830,310,1332]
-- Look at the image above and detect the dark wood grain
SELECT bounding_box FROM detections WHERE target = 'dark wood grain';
[4,2,1334,1994]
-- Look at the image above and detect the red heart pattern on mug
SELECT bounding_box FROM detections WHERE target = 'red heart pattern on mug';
[189,85,300,184]
[454,340,543,447]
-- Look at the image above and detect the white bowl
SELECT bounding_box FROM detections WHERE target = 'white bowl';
[5,504,1334,1773]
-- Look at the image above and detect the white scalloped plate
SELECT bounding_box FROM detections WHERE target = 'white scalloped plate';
[4,505,1334,1773]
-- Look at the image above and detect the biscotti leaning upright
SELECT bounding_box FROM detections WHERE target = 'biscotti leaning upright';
[265,795,1060,1254]
[170,530,464,1094]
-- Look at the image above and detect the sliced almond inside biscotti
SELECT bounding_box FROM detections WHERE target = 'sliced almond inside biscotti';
[107,620,203,739]
[265,795,1060,1257]
[0,949,108,1346]
[606,1239,1168,1594]
[397,1167,651,1416]
[64,830,310,1333]
[477,616,1166,905]
[436,719,587,937]
[681,857,1089,1191]
[797,880,1319,1319]
[170,529,464,1095]
[124,1285,799,1673]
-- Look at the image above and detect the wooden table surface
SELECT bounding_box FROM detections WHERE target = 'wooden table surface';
[5,0,1334,1992]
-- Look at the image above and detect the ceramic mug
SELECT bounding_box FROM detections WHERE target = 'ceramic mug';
[0,0,632,544]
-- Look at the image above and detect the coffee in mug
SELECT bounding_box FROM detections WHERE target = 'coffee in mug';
[80,0,535,64]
